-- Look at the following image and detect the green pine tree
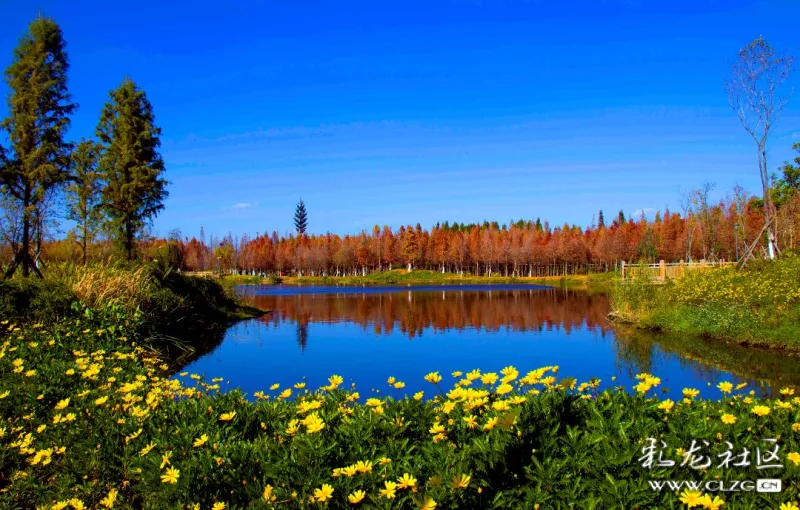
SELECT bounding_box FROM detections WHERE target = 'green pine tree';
[294,199,308,235]
[66,138,103,265]
[96,78,168,261]
[0,16,76,277]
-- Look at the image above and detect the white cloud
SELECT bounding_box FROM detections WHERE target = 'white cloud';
[632,208,656,220]
[231,202,256,209]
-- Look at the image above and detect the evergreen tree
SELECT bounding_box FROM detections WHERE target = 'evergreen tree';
[96,78,168,261]
[597,210,605,229]
[618,210,626,224]
[66,138,103,265]
[294,199,308,235]
[0,17,76,277]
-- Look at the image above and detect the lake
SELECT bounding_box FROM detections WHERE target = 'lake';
[176,284,800,399]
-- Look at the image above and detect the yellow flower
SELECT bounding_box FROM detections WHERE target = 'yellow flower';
[451,474,471,489]
[463,415,478,429]
[682,388,700,399]
[788,452,800,466]
[95,396,109,406]
[397,472,417,489]
[355,460,373,473]
[481,373,499,385]
[314,484,334,503]
[139,442,155,456]
[679,489,704,507]
[781,387,795,396]
[55,398,70,410]
[793,423,800,432]
[279,388,292,399]
[721,414,737,425]
[262,484,276,502]
[347,490,366,504]
[302,413,325,434]
[0,390,9,399]
[380,481,397,499]
[328,374,344,388]
[211,503,225,510]
[495,383,513,395]
[699,494,725,510]
[751,405,771,417]
[99,488,118,508]
[341,465,358,477]
[413,391,424,401]
[483,416,498,431]
[717,382,733,393]
[424,372,442,384]
[193,434,209,447]
[294,382,306,389]
[161,467,180,484]
[779,503,799,510]
[451,371,463,378]
[419,497,437,510]
[393,381,405,389]
[24,369,35,377]
[658,399,675,412]
[387,376,396,385]
[219,411,236,422]
[124,428,143,444]
[378,457,391,465]
[160,451,172,469]
[429,421,446,435]
[269,383,280,390]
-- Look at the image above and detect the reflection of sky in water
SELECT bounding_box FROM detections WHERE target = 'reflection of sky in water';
[177,286,796,400]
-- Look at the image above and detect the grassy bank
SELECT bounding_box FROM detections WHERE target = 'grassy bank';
[1,313,799,508]
[610,254,800,351]
[216,269,617,292]
[0,263,263,349]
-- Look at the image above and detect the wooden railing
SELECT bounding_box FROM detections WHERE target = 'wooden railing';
[621,260,735,282]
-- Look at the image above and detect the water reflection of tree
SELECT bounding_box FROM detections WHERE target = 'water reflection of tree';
[612,326,800,394]
[252,288,612,340]
[296,323,309,353]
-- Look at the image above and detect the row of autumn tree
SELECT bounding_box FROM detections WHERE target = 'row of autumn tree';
[0,17,167,277]
[25,145,800,278]
[137,171,799,277]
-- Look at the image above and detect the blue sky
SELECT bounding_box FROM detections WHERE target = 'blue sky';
[1,0,799,240]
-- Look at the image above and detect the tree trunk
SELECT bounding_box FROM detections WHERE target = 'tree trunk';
[21,185,31,277]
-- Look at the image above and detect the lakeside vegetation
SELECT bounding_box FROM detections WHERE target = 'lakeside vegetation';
[0,262,261,352]
[214,269,616,291]
[2,310,800,508]
[610,254,800,351]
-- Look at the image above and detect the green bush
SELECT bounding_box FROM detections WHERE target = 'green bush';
[0,278,76,324]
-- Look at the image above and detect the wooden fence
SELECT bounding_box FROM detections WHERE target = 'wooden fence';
[621,260,735,282]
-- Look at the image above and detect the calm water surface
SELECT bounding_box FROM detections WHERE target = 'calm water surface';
[176,285,800,399]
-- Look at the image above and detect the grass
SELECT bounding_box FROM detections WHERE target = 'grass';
[1,313,799,508]
[0,262,264,351]
[610,254,800,351]
[211,269,617,292]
